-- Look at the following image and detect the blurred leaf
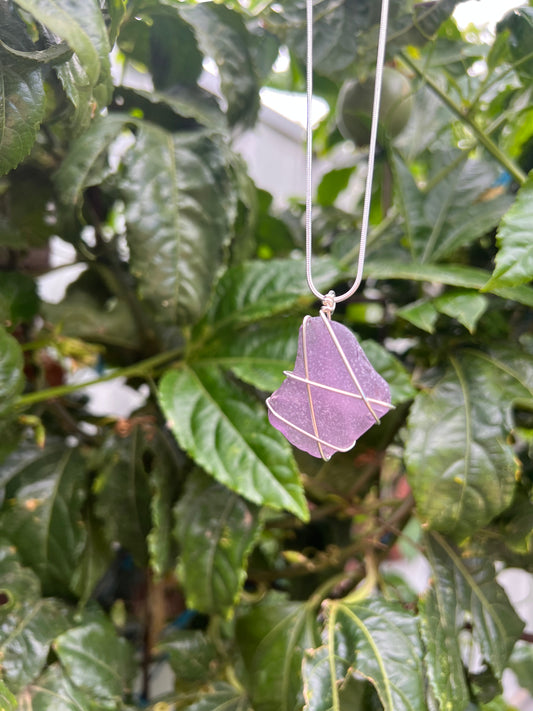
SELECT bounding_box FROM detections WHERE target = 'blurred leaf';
[179,2,260,126]
[184,682,252,711]
[55,613,135,701]
[159,366,308,520]
[508,643,533,695]
[121,125,237,326]
[0,166,57,247]
[0,38,71,63]
[484,175,533,290]
[303,597,425,711]
[405,349,533,539]
[0,445,87,595]
[317,168,354,207]
[497,6,533,83]
[434,290,489,333]
[205,257,343,330]
[155,629,217,683]
[71,508,114,606]
[94,429,152,566]
[150,12,203,90]
[174,471,261,616]
[22,664,96,711]
[0,326,24,417]
[360,339,416,404]
[105,0,126,45]
[236,596,319,711]
[0,559,69,692]
[397,300,439,333]
[0,680,16,711]
[0,272,39,327]
[421,532,524,709]
[0,6,46,175]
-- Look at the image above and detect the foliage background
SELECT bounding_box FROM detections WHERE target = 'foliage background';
[0,0,532,709]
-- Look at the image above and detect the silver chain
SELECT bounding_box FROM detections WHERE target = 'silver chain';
[305,0,391,304]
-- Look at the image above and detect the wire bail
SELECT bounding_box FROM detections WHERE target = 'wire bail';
[320,290,336,318]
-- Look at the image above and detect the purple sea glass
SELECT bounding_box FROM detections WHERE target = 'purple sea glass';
[267,315,392,460]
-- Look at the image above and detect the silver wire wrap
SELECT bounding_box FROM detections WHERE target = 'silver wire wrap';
[305,0,391,303]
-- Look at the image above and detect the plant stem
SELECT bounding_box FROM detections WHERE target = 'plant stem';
[16,347,184,408]
[400,51,527,186]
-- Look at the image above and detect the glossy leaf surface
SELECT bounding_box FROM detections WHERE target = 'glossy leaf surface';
[156,629,217,683]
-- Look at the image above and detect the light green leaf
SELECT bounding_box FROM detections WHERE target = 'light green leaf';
[317,168,355,207]
[206,257,343,330]
[303,597,425,711]
[360,339,416,404]
[25,663,99,711]
[13,0,111,95]
[121,124,238,326]
[184,682,252,711]
[0,326,24,417]
[421,532,524,710]
[434,290,489,333]
[0,561,69,692]
[155,629,217,683]
[174,471,261,616]
[93,428,152,566]
[0,680,16,711]
[509,643,533,695]
[55,613,135,701]
[179,2,260,126]
[405,349,533,539]
[0,8,45,175]
[159,365,308,520]
[484,174,533,290]
[397,300,439,333]
[0,445,87,595]
[236,595,319,711]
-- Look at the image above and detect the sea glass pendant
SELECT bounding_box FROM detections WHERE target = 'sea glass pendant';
[266,309,392,461]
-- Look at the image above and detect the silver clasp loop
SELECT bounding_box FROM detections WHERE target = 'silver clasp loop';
[320,290,336,319]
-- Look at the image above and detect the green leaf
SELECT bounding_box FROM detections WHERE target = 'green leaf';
[54,612,135,701]
[174,471,261,616]
[0,680,16,711]
[206,257,343,330]
[0,561,69,692]
[434,290,489,333]
[71,507,114,607]
[121,124,238,326]
[421,532,524,709]
[155,629,217,683]
[13,0,112,98]
[509,643,533,695]
[0,326,24,417]
[497,7,533,83]
[405,350,533,539]
[159,365,308,520]
[0,7,46,175]
[303,597,425,711]
[0,38,71,64]
[363,259,533,308]
[317,168,355,207]
[93,429,152,566]
[483,175,533,290]
[0,167,58,247]
[236,595,319,711]
[397,300,439,333]
[359,339,416,404]
[184,682,252,711]
[179,2,260,126]
[0,445,88,595]
[0,272,39,328]
[55,114,131,206]
[22,664,96,711]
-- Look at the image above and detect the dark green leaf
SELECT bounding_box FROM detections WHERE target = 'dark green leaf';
[206,257,343,330]
[54,612,135,701]
[497,7,533,83]
[509,643,533,695]
[317,168,355,207]
[0,167,58,247]
[159,365,308,520]
[304,597,425,711]
[23,664,96,711]
[0,38,71,63]
[121,125,237,326]
[236,595,319,711]
[484,175,533,290]
[71,508,114,607]
[93,429,152,566]
[149,13,203,90]
[184,682,252,711]
[0,560,69,692]
[0,326,24,417]
[174,471,261,616]
[0,7,46,175]
[405,350,533,539]
[0,272,39,327]
[421,532,524,709]
[359,339,416,404]
[0,445,88,595]
[0,680,16,711]
[434,290,488,333]
[179,3,260,126]
[155,629,217,683]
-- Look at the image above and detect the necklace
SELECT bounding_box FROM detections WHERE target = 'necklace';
[266,0,393,461]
